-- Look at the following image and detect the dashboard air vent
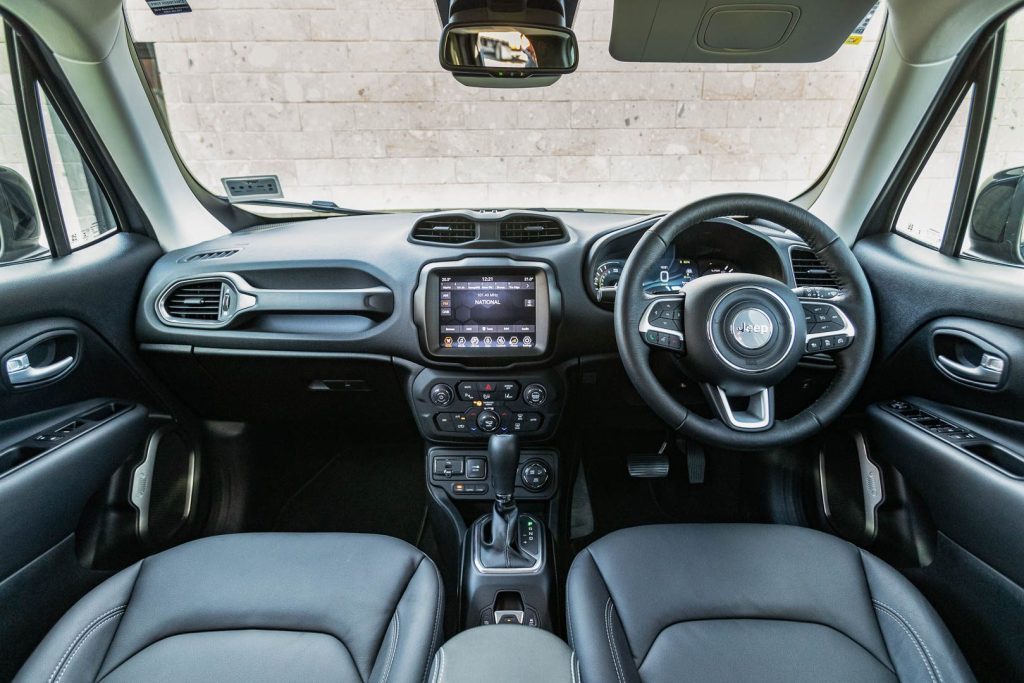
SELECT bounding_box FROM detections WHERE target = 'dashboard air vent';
[411,217,477,244]
[162,280,225,322]
[500,217,565,244]
[790,248,839,287]
[182,249,239,263]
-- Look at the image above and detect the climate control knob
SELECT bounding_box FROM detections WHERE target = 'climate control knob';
[523,383,548,407]
[477,410,500,432]
[429,383,455,407]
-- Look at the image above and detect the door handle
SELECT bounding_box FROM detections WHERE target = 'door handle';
[5,353,75,386]
[936,354,1005,385]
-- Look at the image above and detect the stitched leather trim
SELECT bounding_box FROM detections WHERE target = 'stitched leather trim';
[873,602,941,683]
[604,599,626,683]
[50,607,126,683]
[422,558,444,683]
[379,613,399,683]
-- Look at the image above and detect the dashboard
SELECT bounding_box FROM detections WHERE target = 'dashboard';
[133,209,812,439]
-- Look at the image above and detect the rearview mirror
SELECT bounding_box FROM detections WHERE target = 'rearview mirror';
[440,23,578,79]
[969,166,1024,265]
[0,166,42,265]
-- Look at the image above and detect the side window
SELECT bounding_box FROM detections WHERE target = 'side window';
[39,90,117,249]
[0,31,47,265]
[0,26,118,266]
[894,91,973,248]
[964,11,1024,265]
[894,9,1024,266]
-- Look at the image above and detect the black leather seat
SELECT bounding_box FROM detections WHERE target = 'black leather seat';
[567,524,974,683]
[16,533,443,683]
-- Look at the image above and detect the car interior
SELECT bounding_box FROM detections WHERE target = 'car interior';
[2,0,1024,681]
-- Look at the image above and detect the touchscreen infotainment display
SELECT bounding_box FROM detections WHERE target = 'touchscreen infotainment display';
[439,273,537,350]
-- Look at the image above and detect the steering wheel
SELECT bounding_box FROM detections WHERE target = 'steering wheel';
[615,194,875,450]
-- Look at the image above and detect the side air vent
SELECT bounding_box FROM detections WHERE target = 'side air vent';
[790,247,839,287]
[500,216,565,244]
[181,249,239,263]
[411,217,478,244]
[160,280,227,323]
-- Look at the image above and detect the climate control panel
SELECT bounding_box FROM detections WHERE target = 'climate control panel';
[412,370,562,441]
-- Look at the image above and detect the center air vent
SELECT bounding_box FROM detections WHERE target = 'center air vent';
[160,280,228,324]
[500,216,565,244]
[790,248,839,287]
[411,217,478,244]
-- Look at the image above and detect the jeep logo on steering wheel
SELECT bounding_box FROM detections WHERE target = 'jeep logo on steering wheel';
[730,308,774,350]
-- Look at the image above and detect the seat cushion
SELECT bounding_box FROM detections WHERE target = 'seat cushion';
[567,524,974,683]
[16,533,443,683]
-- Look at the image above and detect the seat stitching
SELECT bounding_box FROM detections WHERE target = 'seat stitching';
[571,651,581,683]
[604,598,626,683]
[54,610,124,683]
[872,600,943,683]
[873,604,937,683]
[422,559,444,683]
[380,613,399,683]
[433,647,445,683]
[49,605,127,683]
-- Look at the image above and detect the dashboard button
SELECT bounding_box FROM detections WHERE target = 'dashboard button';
[521,460,551,491]
[523,383,548,407]
[499,381,520,400]
[457,382,478,401]
[434,413,455,431]
[466,458,486,479]
[433,457,464,476]
[429,384,455,406]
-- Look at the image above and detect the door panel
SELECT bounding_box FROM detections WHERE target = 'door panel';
[0,232,176,680]
[855,232,1024,680]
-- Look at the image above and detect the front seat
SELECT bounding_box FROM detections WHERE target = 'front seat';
[16,533,443,683]
[567,524,974,683]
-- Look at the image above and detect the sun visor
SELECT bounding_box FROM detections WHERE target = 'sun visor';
[609,0,879,63]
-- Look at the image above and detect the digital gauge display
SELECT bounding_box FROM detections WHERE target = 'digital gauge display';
[641,248,698,295]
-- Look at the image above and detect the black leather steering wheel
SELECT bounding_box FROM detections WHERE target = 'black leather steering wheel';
[615,193,875,450]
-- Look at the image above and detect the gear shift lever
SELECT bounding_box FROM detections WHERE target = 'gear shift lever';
[489,433,519,510]
[478,434,535,570]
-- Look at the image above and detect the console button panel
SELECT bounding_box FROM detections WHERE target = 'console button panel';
[428,447,557,501]
[413,370,561,441]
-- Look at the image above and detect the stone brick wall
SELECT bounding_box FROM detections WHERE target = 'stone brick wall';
[124,0,883,211]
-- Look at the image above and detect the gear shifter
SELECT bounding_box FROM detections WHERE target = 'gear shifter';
[479,434,536,570]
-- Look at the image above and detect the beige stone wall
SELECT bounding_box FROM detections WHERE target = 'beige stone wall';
[125,0,883,211]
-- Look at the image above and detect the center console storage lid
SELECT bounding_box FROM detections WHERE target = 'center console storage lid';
[429,625,574,683]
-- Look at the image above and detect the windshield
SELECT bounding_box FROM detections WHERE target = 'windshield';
[124,1,884,213]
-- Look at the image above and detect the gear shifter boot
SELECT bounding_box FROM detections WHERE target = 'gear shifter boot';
[478,502,537,570]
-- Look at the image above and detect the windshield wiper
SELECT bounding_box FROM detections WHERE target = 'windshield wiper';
[231,198,380,216]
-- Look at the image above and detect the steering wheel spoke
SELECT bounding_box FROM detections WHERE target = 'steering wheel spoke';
[639,295,685,353]
[702,384,775,431]
[798,293,856,355]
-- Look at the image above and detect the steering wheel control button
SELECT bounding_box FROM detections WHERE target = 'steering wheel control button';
[477,410,500,432]
[523,383,548,407]
[805,339,822,353]
[429,383,455,406]
[521,460,551,492]
[729,307,774,350]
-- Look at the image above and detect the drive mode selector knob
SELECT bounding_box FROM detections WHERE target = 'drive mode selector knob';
[477,410,500,432]
[523,383,548,407]
[521,460,551,492]
[429,383,455,407]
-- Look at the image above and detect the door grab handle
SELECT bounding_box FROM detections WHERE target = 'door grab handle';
[5,353,74,385]
[936,354,1004,385]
